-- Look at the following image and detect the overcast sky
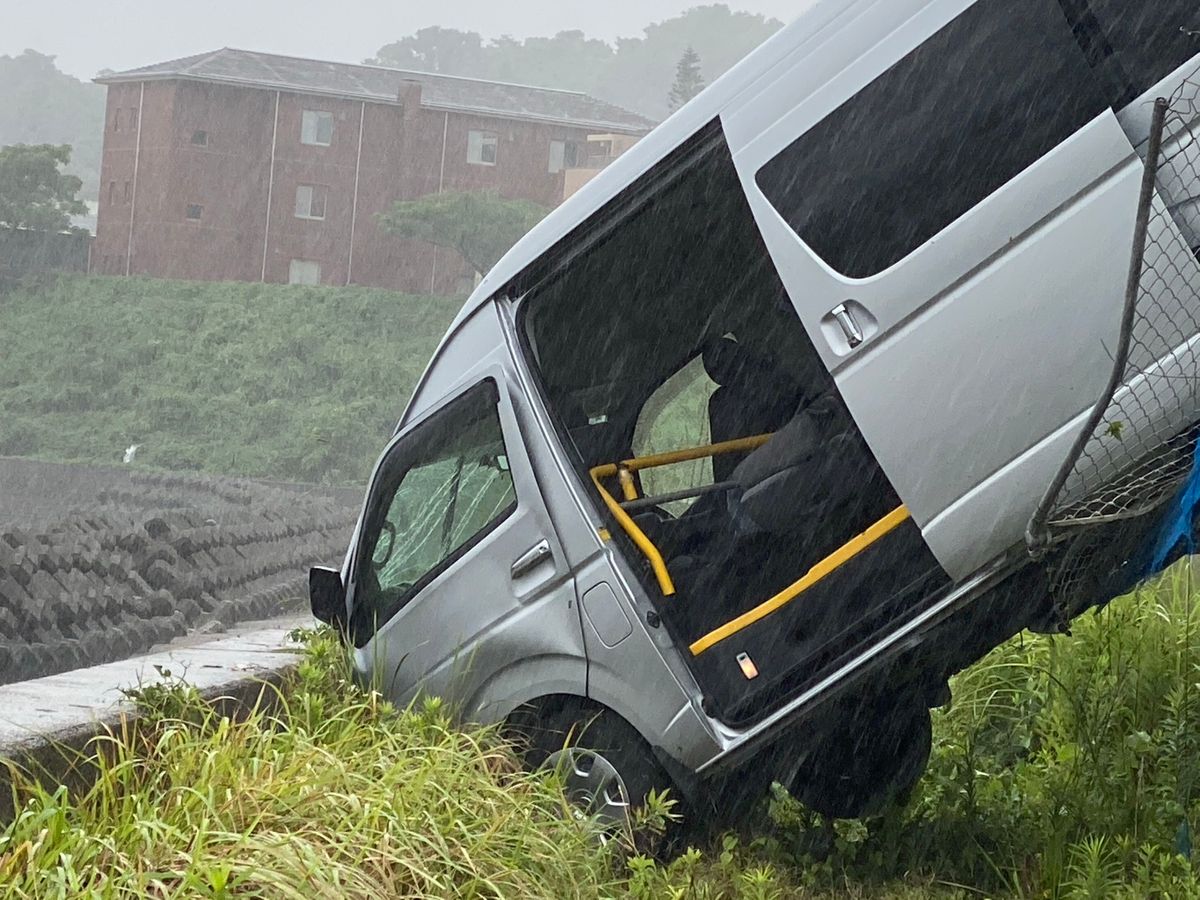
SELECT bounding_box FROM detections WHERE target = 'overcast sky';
[1,0,805,80]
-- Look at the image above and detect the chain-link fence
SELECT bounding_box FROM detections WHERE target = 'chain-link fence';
[1029,72,1200,552]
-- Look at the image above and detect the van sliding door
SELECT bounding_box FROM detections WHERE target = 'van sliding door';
[727,0,1148,579]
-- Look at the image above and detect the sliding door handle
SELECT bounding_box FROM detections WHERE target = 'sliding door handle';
[511,539,552,578]
[831,303,865,348]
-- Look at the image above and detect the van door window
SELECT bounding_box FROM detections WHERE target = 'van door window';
[351,380,516,646]
[755,0,1109,278]
[631,355,718,515]
[1058,1,1200,106]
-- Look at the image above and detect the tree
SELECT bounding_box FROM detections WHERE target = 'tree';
[668,45,706,111]
[380,192,548,277]
[0,143,87,232]
[368,27,487,75]
[0,51,105,200]
[600,6,781,119]
[485,31,613,98]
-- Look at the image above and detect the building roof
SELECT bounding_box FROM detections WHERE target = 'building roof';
[96,48,654,134]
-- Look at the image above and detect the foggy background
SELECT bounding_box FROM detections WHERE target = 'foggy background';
[0,1,805,199]
[2,0,810,79]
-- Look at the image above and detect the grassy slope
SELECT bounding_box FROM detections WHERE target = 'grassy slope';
[0,275,463,484]
[7,573,1200,897]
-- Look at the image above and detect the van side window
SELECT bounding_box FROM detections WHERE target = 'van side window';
[756,0,1109,278]
[632,356,718,514]
[1060,1,1200,106]
[351,380,516,645]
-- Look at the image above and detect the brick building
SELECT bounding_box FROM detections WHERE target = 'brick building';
[91,49,652,293]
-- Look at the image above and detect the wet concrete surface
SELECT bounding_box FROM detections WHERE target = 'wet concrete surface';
[0,614,311,818]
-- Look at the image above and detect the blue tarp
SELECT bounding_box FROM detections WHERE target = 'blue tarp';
[1143,440,1200,580]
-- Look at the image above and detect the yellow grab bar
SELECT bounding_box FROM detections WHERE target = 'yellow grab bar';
[688,505,911,656]
[618,467,639,501]
[590,467,677,595]
[611,434,772,473]
[588,433,773,597]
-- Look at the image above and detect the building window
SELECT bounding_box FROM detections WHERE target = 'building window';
[289,259,322,285]
[129,107,138,130]
[112,109,121,133]
[467,130,498,166]
[108,182,116,205]
[124,181,131,203]
[191,130,209,146]
[294,184,328,220]
[548,139,581,174]
[185,204,203,221]
[301,110,334,146]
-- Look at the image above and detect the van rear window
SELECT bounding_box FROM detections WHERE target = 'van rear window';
[755,0,1109,279]
[1060,1,1200,106]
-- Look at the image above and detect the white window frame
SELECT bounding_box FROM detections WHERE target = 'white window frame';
[549,140,566,174]
[549,139,580,174]
[467,130,498,166]
[301,110,334,147]
[294,184,328,221]
[288,259,322,285]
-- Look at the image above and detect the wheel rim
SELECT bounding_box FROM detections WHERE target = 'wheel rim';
[545,746,632,830]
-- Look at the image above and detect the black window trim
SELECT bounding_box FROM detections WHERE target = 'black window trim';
[348,377,518,646]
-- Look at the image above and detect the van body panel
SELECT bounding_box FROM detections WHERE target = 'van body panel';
[400,306,509,425]
[566,531,718,769]
[722,0,1149,577]
[495,301,614,570]
[351,316,586,718]
[463,656,589,727]
[333,0,1200,806]
[581,582,633,648]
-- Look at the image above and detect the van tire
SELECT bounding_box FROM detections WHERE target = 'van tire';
[788,704,932,819]
[508,699,682,842]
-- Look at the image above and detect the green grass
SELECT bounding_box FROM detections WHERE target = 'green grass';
[8,569,1200,897]
[0,274,463,484]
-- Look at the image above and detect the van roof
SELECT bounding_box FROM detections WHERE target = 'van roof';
[448,0,853,331]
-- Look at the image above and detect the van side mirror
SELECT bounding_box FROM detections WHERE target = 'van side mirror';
[309,566,347,632]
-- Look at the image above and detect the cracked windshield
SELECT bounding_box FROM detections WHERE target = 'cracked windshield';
[9,2,1200,896]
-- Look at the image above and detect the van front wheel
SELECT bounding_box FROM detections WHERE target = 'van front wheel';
[509,699,680,838]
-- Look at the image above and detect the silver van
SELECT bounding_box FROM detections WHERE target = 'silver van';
[311,0,1200,821]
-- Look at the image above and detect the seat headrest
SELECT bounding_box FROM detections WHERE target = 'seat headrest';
[701,337,747,386]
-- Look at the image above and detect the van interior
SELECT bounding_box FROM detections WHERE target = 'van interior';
[519,122,950,722]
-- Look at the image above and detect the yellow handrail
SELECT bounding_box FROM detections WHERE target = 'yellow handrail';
[588,436,911,654]
[688,505,911,656]
[588,433,773,597]
[590,468,677,595]
[605,434,773,474]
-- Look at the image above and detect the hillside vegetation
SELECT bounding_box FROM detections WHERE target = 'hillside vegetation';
[7,571,1200,897]
[0,275,462,484]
